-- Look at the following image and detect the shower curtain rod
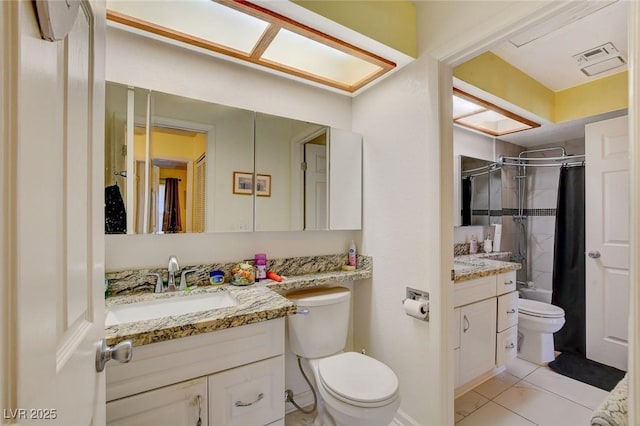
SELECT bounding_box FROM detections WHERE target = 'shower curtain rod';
[462,167,502,178]
[499,154,585,162]
[499,161,585,168]
[462,163,500,176]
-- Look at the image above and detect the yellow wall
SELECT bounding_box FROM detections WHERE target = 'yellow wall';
[453,52,555,122]
[554,72,628,122]
[134,127,206,161]
[453,51,628,124]
[292,0,417,58]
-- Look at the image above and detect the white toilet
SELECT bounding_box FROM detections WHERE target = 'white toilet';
[287,287,400,426]
[517,298,566,364]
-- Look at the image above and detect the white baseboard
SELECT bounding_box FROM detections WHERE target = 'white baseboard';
[392,408,420,426]
[285,389,315,414]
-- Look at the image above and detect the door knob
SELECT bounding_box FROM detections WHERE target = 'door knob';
[95,338,133,372]
[588,251,601,259]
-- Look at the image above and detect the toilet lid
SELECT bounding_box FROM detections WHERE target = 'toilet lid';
[318,352,398,408]
[518,299,565,318]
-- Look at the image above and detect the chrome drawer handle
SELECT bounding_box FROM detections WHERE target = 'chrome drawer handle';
[235,393,264,407]
[505,342,515,349]
[506,309,516,314]
[296,309,309,315]
[504,280,514,285]
[463,315,469,333]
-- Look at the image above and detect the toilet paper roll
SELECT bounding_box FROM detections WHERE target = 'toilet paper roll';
[403,298,428,320]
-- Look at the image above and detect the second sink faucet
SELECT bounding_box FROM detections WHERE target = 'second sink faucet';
[167,255,180,292]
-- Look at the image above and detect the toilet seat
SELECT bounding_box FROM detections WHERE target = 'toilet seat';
[518,299,565,318]
[318,352,399,408]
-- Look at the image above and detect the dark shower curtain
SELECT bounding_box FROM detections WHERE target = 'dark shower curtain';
[551,165,586,355]
[162,178,182,233]
[462,177,472,226]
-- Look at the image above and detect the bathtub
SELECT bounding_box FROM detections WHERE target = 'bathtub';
[519,287,552,304]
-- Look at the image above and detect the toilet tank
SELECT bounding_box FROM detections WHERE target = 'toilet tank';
[286,287,351,358]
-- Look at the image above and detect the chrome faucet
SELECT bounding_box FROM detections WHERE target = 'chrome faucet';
[167,255,179,292]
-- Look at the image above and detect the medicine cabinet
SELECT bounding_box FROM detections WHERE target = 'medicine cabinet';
[104,82,362,235]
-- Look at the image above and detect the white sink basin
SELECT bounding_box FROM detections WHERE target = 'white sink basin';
[105,292,239,327]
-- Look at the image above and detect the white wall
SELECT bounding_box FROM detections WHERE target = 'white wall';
[105,27,357,268]
[105,26,360,402]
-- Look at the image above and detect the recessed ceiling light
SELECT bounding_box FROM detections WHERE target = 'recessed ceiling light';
[453,88,540,137]
[106,0,396,93]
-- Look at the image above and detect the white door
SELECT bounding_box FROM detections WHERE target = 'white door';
[304,143,328,230]
[585,115,629,371]
[1,1,107,424]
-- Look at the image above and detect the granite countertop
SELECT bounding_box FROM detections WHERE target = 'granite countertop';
[105,267,372,347]
[453,252,521,282]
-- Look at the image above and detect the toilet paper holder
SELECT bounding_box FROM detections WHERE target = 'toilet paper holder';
[403,287,430,321]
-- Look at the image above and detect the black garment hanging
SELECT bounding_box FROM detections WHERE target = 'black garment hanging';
[105,184,126,234]
[461,177,472,226]
[551,165,586,355]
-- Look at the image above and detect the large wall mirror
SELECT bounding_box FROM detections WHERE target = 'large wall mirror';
[460,156,502,226]
[105,82,362,235]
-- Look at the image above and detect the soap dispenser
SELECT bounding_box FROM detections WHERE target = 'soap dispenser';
[484,234,493,253]
[469,235,478,254]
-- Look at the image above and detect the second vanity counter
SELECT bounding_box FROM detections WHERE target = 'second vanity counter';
[105,258,372,347]
[454,252,521,282]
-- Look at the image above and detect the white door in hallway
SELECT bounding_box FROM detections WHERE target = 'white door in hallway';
[585,115,629,371]
[304,142,328,230]
[1,1,107,424]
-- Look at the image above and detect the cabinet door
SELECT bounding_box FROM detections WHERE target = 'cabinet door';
[459,298,497,386]
[453,307,461,349]
[106,377,207,426]
[209,356,284,426]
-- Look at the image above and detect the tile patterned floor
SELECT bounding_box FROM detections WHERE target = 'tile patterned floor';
[284,357,611,425]
[455,357,610,425]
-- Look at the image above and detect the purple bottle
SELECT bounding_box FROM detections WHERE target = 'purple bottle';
[254,253,267,281]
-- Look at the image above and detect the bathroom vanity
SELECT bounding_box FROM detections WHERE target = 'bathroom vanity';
[452,256,520,396]
[104,255,372,426]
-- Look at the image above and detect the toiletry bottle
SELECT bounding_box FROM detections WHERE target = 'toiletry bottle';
[254,253,267,281]
[484,234,493,253]
[348,240,357,266]
[469,235,478,254]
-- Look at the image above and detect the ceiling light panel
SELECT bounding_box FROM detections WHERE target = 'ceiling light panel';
[107,0,269,54]
[456,110,532,135]
[453,95,486,118]
[261,29,383,86]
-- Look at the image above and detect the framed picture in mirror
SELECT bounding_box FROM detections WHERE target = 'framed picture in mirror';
[256,174,271,197]
[233,171,253,195]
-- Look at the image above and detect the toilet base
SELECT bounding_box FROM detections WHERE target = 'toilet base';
[518,329,557,365]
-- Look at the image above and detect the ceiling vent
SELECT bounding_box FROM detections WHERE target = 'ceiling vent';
[573,42,626,76]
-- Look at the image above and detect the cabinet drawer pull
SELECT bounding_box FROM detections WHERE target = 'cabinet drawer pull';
[463,315,469,333]
[195,395,202,426]
[235,392,264,407]
[504,280,514,285]
[506,308,516,314]
[505,342,515,349]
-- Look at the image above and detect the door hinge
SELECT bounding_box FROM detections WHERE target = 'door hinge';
[301,162,307,171]
[451,269,455,281]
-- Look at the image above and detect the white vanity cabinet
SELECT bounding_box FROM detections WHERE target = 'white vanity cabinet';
[453,270,518,393]
[106,318,285,426]
[106,377,207,425]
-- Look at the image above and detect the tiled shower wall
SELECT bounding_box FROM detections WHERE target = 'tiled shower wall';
[498,138,585,291]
